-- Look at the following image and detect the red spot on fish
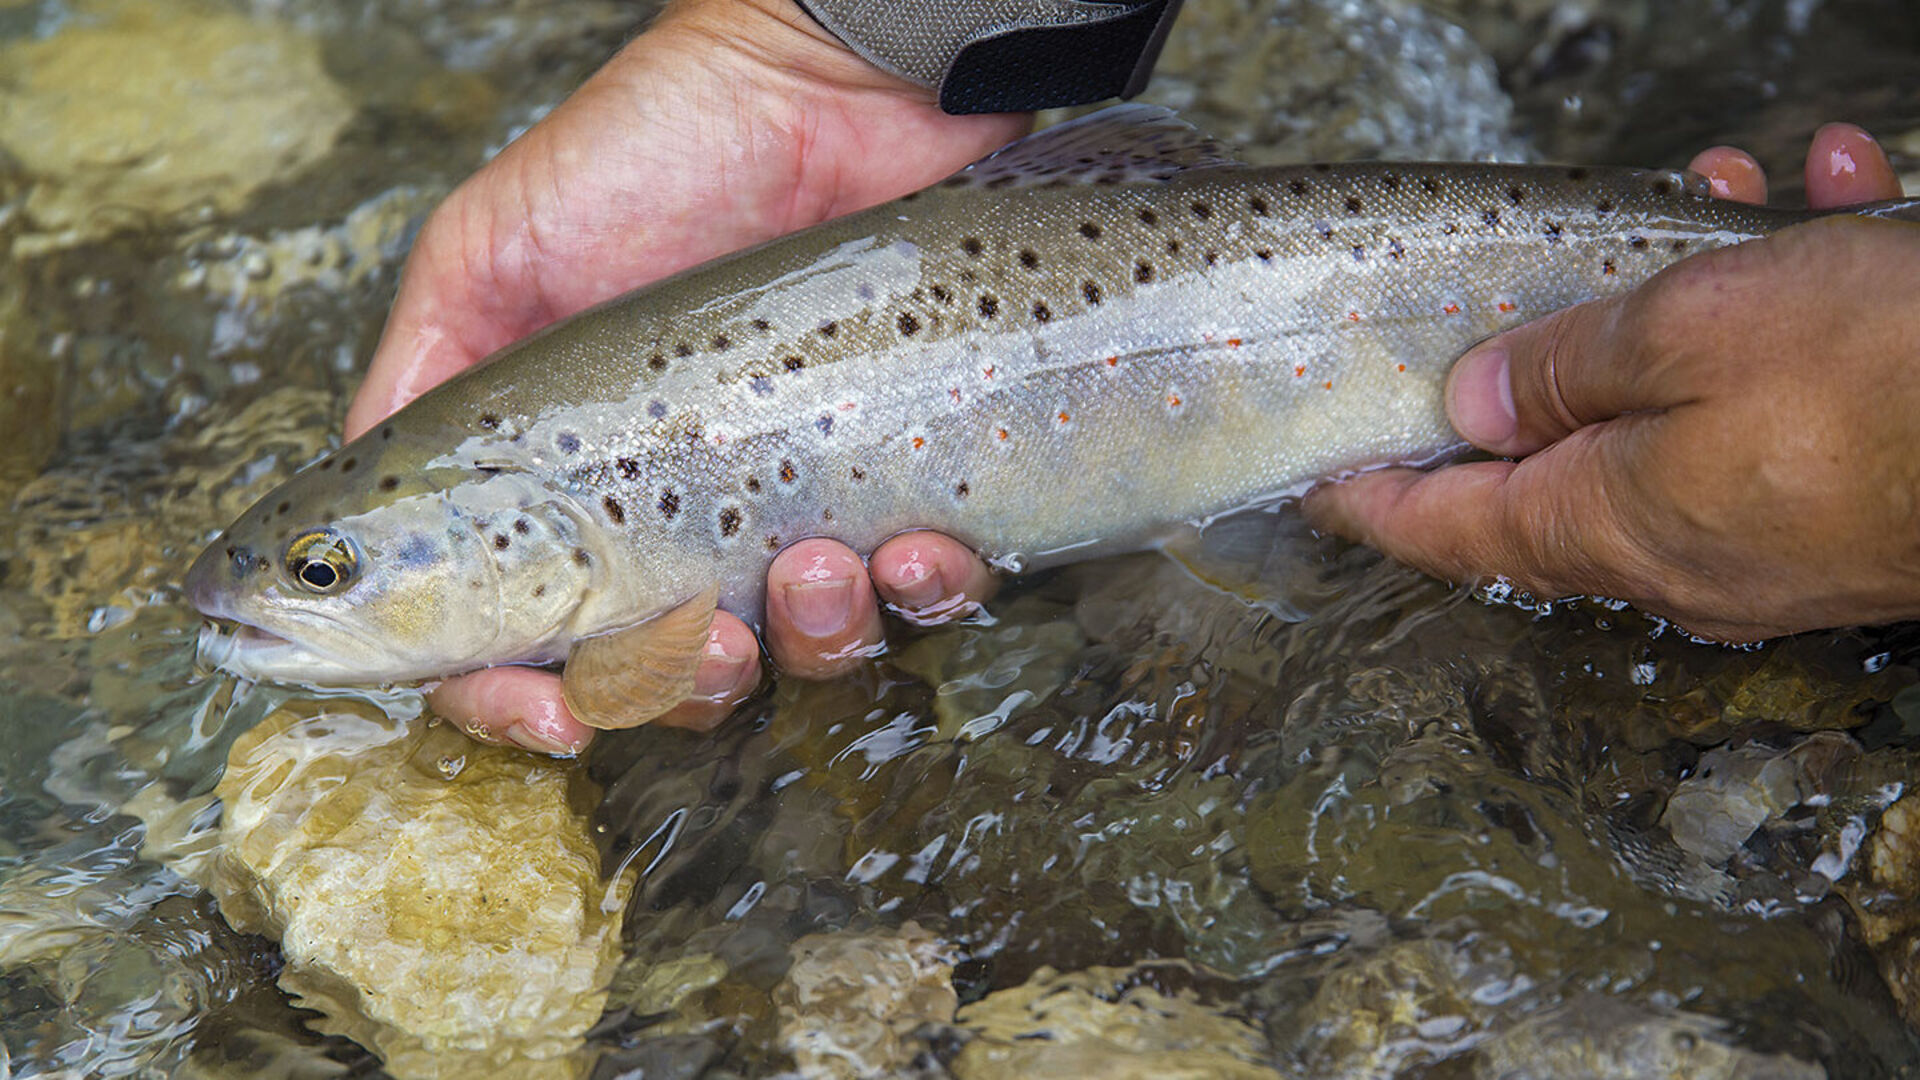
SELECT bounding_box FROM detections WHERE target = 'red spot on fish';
[839,402,856,411]
[1167,394,1182,406]
[1057,411,1071,424]
[1104,356,1118,367]
[1497,301,1515,313]
[1226,338,1243,347]
[1397,363,1406,372]
[950,387,962,404]
[996,427,1009,441]
[912,436,925,449]
[1294,365,1306,377]
[1443,303,1460,315]
[983,365,996,379]
[1324,381,1334,390]
[1347,312,1360,322]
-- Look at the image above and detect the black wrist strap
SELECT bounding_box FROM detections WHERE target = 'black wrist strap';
[794,0,1185,115]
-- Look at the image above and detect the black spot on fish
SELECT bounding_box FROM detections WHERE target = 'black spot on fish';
[779,459,798,484]
[1191,200,1213,219]
[979,294,1000,319]
[1315,221,1333,241]
[711,334,730,350]
[955,480,970,498]
[1602,258,1616,275]
[514,518,530,534]
[1443,222,1459,235]
[752,318,771,332]
[931,284,951,304]
[1032,301,1052,323]
[719,508,741,537]
[1249,194,1270,215]
[751,376,774,396]
[1345,196,1363,214]
[851,466,866,481]
[1018,249,1040,270]
[378,476,399,491]
[784,356,806,371]
[675,342,694,357]
[1508,185,1526,205]
[1387,238,1405,260]
[476,464,503,476]
[1138,208,1159,226]
[658,490,679,519]
[556,433,581,455]
[1083,280,1102,304]
[1596,199,1615,213]
[1543,221,1563,243]
[1135,260,1154,283]
[1079,222,1102,240]
[1351,244,1366,261]
[648,400,667,419]
[819,321,838,337]
[1628,236,1649,250]
[276,500,291,515]
[1166,238,1182,255]
[821,508,834,522]
[479,414,501,430]
[603,496,625,524]
[493,533,510,550]
[573,548,591,566]
[1651,178,1672,196]
[961,237,984,257]
[1255,247,1273,262]
[381,426,394,440]
[745,476,761,493]
[533,583,546,597]
[1203,250,1218,266]
[986,174,1017,190]
[616,457,641,480]
[1567,167,1589,181]
[648,354,667,372]
[319,458,333,471]
[1482,208,1501,227]
[1290,179,1309,195]
[1671,239,1689,252]
[898,312,921,336]
[1382,174,1401,191]
[1421,177,1441,195]
[816,414,834,436]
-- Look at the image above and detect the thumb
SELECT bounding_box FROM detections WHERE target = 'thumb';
[1449,290,1659,458]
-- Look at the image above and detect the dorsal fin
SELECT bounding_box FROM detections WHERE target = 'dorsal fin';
[945,104,1244,190]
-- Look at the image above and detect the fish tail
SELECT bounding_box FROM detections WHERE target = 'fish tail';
[1852,197,1920,223]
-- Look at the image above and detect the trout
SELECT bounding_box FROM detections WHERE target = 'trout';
[184,107,1920,726]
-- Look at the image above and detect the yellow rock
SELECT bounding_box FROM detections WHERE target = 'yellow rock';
[206,702,633,1080]
[954,965,1280,1080]
[774,923,959,1079]
[0,0,353,254]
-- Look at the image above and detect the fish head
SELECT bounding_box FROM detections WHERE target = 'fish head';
[185,443,603,686]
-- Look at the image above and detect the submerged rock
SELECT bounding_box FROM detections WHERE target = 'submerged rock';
[953,964,1280,1080]
[1841,794,1920,1029]
[204,703,633,1079]
[1660,732,1863,865]
[774,923,958,1079]
[0,0,354,255]
[1471,996,1826,1080]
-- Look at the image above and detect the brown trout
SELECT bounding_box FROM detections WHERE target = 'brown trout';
[184,107,1919,726]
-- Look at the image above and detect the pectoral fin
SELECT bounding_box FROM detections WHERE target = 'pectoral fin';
[562,585,720,730]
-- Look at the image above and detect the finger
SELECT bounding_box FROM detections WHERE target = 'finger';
[1301,429,1653,602]
[653,614,763,732]
[1446,290,1653,457]
[1805,123,1904,209]
[1687,146,1768,204]
[428,666,594,756]
[869,531,998,626]
[764,538,887,679]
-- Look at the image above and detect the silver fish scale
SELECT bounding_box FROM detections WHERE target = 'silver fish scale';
[383,160,1805,626]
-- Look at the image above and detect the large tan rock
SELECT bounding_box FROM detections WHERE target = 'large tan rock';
[0,0,353,254]
[775,923,959,1079]
[206,703,633,1079]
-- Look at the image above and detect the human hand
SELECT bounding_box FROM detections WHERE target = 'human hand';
[1303,124,1920,641]
[347,0,1013,753]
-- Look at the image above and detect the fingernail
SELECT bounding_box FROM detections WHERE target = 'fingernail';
[693,635,750,697]
[890,559,947,612]
[505,721,583,757]
[784,578,853,637]
[1449,344,1518,448]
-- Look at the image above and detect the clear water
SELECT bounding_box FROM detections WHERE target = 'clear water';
[3,0,1919,1076]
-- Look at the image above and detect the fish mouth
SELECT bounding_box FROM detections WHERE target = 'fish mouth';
[196,619,357,683]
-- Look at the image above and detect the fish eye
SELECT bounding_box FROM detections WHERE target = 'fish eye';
[285,530,358,594]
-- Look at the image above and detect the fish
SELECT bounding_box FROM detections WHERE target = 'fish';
[183,106,1920,728]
